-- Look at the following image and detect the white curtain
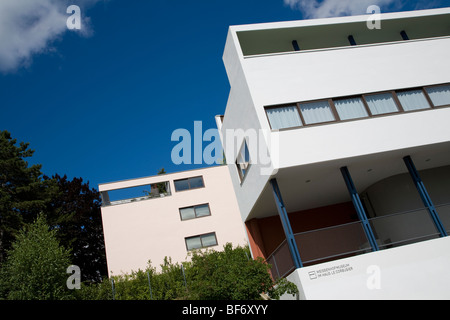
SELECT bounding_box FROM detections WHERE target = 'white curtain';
[266,106,302,129]
[426,85,450,107]
[365,93,398,115]
[334,97,369,120]
[397,89,430,111]
[300,100,335,124]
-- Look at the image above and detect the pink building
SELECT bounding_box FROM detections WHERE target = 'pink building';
[99,165,247,276]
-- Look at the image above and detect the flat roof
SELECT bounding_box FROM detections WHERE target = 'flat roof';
[228,7,450,32]
[98,165,227,192]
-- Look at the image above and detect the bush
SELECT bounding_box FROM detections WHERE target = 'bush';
[74,243,297,300]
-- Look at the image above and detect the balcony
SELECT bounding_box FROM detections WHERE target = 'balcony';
[267,204,450,279]
[236,10,450,58]
[100,181,171,207]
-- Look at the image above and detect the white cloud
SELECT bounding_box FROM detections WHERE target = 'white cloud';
[0,0,102,73]
[284,0,401,19]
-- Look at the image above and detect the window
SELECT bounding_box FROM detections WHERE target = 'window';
[334,97,369,120]
[426,84,450,107]
[179,204,211,221]
[266,105,302,130]
[236,139,250,182]
[364,92,399,115]
[185,233,217,251]
[299,100,335,124]
[264,83,450,131]
[396,89,431,111]
[174,176,204,192]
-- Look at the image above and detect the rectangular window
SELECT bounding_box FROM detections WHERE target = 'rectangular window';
[263,83,450,131]
[174,176,204,192]
[299,100,335,124]
[333,97,369,120]
[236,139,250,182]
[396,89,431,111]
[266,105,302,130]
[185,232,217,251]
[426,84,450,107]
[179,204,211,221]
[364,92,399,115]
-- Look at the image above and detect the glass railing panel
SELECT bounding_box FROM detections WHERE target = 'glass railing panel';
[294,221,371,266]
[265,207,446,279]
[368,208,440,249]
[102,181,171,206]
[435,203,450,234]
[266,240,295,279]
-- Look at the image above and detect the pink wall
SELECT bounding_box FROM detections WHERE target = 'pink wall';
[100,166,248,276]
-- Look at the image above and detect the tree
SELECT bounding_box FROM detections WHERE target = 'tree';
[44,174,107,283]
[0,214,73,300]
[0,130,57,264]
[185,243,297,300]
[0,130,107,282]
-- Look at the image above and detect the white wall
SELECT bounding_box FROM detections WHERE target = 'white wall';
[246,36,450,170]
[277,107,450,169]
[285,236,450,300]
[222,17,450,220]
[244,37,450,107]
[221,30,275,222]
[361,166,450,246]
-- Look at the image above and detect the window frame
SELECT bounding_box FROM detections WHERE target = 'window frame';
[330,95,371,121]
[362,90,403,116]
[297,98,339,126]
[424,83,450,108]
[265,83,450,131]
[174,176,205,192]
[265,103,303,130]
[179,203,211,221]
[394,87,433,112]
[235,139,251,183]
[185,232,218,251]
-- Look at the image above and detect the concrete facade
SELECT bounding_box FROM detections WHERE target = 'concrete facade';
[219,8,450,299]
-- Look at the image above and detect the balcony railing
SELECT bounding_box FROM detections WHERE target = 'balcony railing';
[435,203,450,234]
[101,181,171,207]
[266,205,447,279]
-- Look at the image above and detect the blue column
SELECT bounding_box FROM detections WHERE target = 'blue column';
[270,178,303,269]
[403,156,447,237]
[340,167,379,251]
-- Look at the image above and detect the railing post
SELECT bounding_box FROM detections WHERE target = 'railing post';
[340,167,379,251]
[270,178,303,269]
[403,156,447,237]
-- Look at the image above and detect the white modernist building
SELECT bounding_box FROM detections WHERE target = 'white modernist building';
[218,8,450,299]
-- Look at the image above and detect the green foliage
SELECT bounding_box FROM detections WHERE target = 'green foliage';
[0,215,73,300]
[185,243,273,300]
[44,174,107,283]
[74,243,297,300]
[0,130,107,282]
[0,130,57,264]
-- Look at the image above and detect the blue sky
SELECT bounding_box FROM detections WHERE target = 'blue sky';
[1,0,449,190]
